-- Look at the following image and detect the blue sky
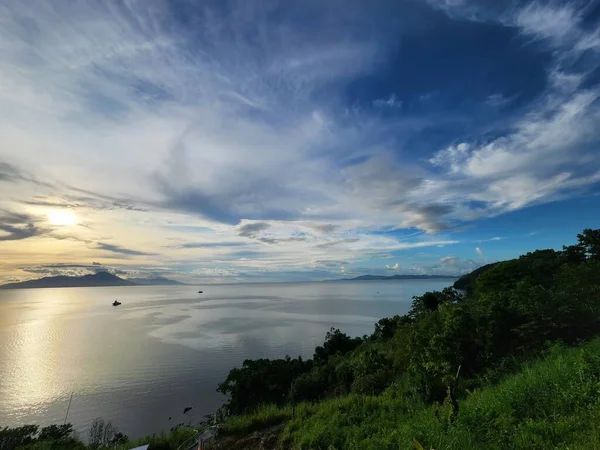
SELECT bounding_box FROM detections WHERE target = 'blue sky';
[1,0,599,283]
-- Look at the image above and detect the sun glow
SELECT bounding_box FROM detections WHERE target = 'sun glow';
[47,209,77,226]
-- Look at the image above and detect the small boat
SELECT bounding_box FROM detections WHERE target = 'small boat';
[112,300,122,306]
[198,290,203,294]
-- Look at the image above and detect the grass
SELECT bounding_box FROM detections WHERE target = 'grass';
[222,336,600,449]
[221,404,293,436]
[112,427,198,450]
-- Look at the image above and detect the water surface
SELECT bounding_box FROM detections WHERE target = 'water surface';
[0,280,453,438]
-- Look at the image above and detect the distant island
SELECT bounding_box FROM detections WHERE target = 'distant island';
[127,277,186,286]
[333,274,459,282]
[0,272,187,289]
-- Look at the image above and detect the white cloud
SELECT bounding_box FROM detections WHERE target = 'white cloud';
[475,247,483,257]
[428,87,600,215]
[475,236,504,243]
[385,262,399,271]
[1,1,600,283]
[515,2,581,45]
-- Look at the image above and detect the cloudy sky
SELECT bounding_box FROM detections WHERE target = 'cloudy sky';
[1,0,600,284]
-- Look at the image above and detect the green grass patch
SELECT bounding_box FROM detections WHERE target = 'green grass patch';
[221,404,293,436]
[279,337,600,449]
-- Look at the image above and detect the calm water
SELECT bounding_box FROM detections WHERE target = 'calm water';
[0,280,453,439]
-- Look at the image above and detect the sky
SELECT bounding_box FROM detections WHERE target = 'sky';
[1,0,600,284]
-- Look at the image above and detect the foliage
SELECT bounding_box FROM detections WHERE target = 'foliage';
[112,427,197,450]
[281,337,600,449]
[88,419,127,449]
[0,424,85,450]
[370,315,412,341]
[313,328,362,365]
[217,355,310,415]
[217,228,600,448]
[452,262,499,293]
[0,426,39,450]
[0,422,196,450]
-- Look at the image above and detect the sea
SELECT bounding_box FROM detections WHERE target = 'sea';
[0,279,453,439]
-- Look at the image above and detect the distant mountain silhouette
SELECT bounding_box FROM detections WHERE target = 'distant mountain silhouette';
[332,274,459,281]
[128,277,186,286]
[0,272,189,289]
[0,272,135,289]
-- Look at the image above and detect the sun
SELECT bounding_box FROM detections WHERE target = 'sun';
[47,209,78,226]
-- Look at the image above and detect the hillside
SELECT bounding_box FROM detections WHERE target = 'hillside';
[0,273,187,289]
[0,272,134,289]
[211,228,600,449]
[127,277,186,286]
[452,261,500,292]
[336,274,458,281]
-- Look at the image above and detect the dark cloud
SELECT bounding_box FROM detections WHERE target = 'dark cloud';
[307,223,339,234]
[238,222,271,238]
[154,183,299,224]
[0,210,42,241]
[0,162,21,182]
[152,143,306,224]
[315,237,360,249]
[48,233,92,244]
[0,161,54,188]
[257,236,307,245]
[96,242,154,256]
[180,241,246,249]
[63,188,148,212]
[396,203,455,233]
[313,260,349,268]
[23,199,76,208]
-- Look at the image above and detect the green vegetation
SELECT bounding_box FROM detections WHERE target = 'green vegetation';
[216,228,600,448]
[0,422,198,450]
[281,338,600,449]
[452,261,499,293]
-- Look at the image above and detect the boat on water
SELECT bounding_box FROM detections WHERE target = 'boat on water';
[198,290,203,294]
[112,300,121,306]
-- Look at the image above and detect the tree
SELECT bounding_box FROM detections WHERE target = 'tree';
[577,228,600,261]
[371,315,412,341]
[0,425,38,450]
[217,356,310,414]
[88,418,126,449]
[313,328,362,365]
[409,288,461,319]
[37,424,73,442]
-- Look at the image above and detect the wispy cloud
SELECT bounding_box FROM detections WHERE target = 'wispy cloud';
[96,242,154,256]
[0,210,42,241]
[179,242,246,249]
[475,237,505,243]
[373,93,402,109]
[1,0,599,283]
